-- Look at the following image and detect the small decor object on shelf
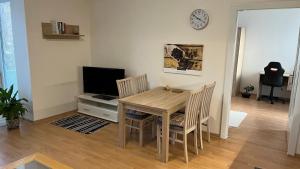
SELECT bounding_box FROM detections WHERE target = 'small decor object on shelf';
[72,26,79,35]
[164,44,203,75]
[0,85,28,130]
[241,85,254,98]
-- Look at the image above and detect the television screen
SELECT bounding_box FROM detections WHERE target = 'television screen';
[83,66,125,96]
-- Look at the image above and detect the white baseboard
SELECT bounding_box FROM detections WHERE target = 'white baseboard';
[34,101,77,121]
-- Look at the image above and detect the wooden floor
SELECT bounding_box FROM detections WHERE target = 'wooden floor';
[0,96,300,169]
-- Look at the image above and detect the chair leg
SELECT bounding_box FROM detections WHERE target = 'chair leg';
[152,117,156,139]
[171,132,176,145]
[207,119,211,143]
[270,86,274,104]
[194,129,198,155]
[156,125,161,158]
[199,124,203,150]
[139,121,144,146]
[183,133,188,163]
[130,120,133,135]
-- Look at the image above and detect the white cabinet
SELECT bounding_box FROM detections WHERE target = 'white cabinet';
[77,94,119,122]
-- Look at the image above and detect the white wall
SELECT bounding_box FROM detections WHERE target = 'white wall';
[22,0,91,120]
[91,0,232,134]
[238,9,300,93]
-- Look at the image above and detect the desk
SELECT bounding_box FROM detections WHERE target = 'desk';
[257,72,293,100]
[118,87,189,163]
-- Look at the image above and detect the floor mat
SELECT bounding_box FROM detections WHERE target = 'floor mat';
[229,111,247,127]
[51,114,110,134]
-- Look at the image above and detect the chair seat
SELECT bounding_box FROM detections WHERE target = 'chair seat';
[157,112,184,130]
[126,110,151,120]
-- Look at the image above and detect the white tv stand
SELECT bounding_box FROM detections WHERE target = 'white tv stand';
[77,94,119,122]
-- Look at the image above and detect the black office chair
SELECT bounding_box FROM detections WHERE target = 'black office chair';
[262,62,285,104]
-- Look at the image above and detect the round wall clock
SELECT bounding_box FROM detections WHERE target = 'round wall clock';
[190,9,209,30]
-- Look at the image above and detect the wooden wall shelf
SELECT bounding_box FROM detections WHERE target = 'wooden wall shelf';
[42,22,84,40]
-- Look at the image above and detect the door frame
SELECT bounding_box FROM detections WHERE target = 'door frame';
[287,28,300,155]
[231,27,246,97]
[221,1,300,141]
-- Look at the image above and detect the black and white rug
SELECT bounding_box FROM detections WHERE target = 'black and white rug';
[51,114,110,134]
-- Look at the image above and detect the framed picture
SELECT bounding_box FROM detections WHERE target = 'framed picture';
[164,44,203,75]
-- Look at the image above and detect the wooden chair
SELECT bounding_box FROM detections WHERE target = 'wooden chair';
[116,77,135,98]
[133,74,157,138]
[156,86,205,163]
[116,76,154,146]
[134,74,149,93]
[198,81,216,150]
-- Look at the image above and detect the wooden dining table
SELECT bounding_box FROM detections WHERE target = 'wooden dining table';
[118,87,189,162]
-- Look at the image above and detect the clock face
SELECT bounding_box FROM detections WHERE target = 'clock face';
[190,9,209,30]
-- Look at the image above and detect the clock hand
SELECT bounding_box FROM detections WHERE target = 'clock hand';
[192,14,204,22]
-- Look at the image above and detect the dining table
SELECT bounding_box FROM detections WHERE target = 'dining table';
[118,87,189,163]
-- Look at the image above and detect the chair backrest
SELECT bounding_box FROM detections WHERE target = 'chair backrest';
[134,74,149,93]
[116,77,136,99]
[263,62,285,87]
[200,82,216,122]
[184,86,205,130]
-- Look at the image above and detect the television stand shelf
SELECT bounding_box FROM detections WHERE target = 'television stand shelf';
[77,94,119,122]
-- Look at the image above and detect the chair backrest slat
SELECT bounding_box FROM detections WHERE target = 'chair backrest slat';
[116,77,135,99]
[117,74,149,99]
[200,82,216,121]
[134,74,149,94]
[184,86,205,130]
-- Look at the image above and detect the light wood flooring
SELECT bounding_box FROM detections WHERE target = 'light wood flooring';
[0,96,299,169]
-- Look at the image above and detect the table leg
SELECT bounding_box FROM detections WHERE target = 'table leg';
[118,103,126,148]
[161,112,170,163]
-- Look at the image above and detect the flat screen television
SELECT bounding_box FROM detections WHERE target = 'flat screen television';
[82,66,125,97]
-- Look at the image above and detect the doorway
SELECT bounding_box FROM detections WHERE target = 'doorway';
[229,8,299,131]
[221,7,300,156]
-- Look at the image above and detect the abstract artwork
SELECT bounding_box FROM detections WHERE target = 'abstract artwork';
[164,44,203,75]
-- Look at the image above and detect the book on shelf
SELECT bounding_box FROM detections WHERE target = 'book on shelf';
[50,20,66,34]
[50,20,59,34]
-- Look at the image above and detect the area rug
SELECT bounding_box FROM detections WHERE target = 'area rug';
[229,111,247,127]
[51,114,110,134]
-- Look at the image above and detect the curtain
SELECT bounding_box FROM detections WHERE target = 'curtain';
[0,1,18,125]
[0,1,18,90]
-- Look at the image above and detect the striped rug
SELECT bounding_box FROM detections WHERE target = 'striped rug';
[51,114,110,134]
